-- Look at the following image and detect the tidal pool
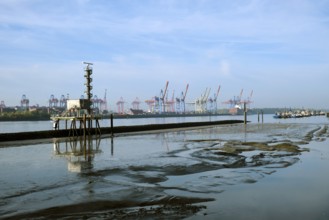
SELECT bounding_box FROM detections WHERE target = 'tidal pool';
[1,122,329,219]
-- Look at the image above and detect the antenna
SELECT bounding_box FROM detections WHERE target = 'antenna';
[83,62,93,69]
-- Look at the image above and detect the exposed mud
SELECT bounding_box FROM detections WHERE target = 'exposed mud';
[5,197,212,220]
[2,123,329,219]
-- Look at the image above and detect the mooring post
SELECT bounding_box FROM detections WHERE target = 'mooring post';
[261,110,264,123]
[258,111,260,123]
[83,114,87,138]
[110,113,114,137]
[244,103,247,124]
[111,137,114,155]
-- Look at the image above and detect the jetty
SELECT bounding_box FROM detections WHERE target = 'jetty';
[0,119,244,142]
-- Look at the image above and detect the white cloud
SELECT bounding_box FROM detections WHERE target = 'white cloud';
[219,60,231,77]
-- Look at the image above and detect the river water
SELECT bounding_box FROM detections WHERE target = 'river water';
[0,114,327,133]
[1,114,329,219]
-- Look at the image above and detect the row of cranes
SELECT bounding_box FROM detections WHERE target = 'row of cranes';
[144,81,189,114]
[48,90,108,114]
[115,82,189,115]
[14,85,252,115]
[14,91,108,113]
[114,81,253,115]
[49,94,68,108]
[116,82,224,115]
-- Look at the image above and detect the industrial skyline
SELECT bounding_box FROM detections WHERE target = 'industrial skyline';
[0,82,254,114]
[1,1,329,108]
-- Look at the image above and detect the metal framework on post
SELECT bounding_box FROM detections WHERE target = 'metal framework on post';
[51,62,101,137]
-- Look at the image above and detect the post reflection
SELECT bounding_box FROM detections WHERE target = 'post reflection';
[53,136,102,172]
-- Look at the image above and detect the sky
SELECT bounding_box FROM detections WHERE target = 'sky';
[1,0,329,110]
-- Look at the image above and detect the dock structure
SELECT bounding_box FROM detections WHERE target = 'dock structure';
[51,62,101,137]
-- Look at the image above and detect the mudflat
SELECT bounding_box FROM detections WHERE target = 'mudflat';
[1,122,329,219]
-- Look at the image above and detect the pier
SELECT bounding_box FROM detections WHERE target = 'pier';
[0,119,244,142]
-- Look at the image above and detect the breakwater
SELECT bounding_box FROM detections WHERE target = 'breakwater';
[0,119,244,142]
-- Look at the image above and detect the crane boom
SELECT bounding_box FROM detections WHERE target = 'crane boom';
[249,90,253,99]
[214,85,221,101]
[183,84,189,101]
[201,88,207,101]
[205,88,211,100]
[162,81,169,100]
[239,89,244,100]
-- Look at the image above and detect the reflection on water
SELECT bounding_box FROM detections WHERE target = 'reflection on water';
[2,117,329,219]
[53,136,103,172]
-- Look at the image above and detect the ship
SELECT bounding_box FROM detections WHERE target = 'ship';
[223,89,253,115]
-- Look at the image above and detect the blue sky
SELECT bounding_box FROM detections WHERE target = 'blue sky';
[1,0,329,109]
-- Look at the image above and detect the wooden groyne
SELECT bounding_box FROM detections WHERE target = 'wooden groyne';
[0,120,244,142]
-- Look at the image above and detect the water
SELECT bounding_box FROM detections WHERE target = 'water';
[1,114,328,133]
[1,115,329,219]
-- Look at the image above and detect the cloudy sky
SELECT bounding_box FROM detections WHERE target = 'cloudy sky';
[1,0,329,109]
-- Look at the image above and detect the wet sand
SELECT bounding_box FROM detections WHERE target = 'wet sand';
[1,122,329,219]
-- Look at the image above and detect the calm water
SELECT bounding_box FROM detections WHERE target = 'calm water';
[1,114,328,133]
[1,115,329,219]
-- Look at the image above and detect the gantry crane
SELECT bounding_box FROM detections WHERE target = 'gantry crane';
[175,83,189,113]
[132,97,141,110]
[116,97,125,114]
[223,89,245,115]
[159,81,169,113]
[21,94,29,110]
[195,88,211,113]
[208,85,221,113]
[165,90,175,112]
[244,90,253,110]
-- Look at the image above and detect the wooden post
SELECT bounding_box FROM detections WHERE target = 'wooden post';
[83,114,87,138]
[258,111,260,123]
[111,113,114,137]
[244,103,247,124]
[261,110,264,123]
[111,137,114,155]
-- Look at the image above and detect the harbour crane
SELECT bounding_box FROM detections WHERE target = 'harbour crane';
[209,85,221,113]
[244,90,253,109]
[145,98,156,113]
[181,84,189,113]
[49,94,59,108]
[196,88,211,113]
[175,83,189,113]
[223,88,249,115]
[100,89,108,113]
[159,81,169,113]
[116,97,125,114]
[165,90,175,112]
[59,95,68,108]
[132,97,141,110]
[21,94,29,110]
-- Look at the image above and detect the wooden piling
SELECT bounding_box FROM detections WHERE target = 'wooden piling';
[110,113,114,137]
[83,114,87,137]
[244,103,247,124]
